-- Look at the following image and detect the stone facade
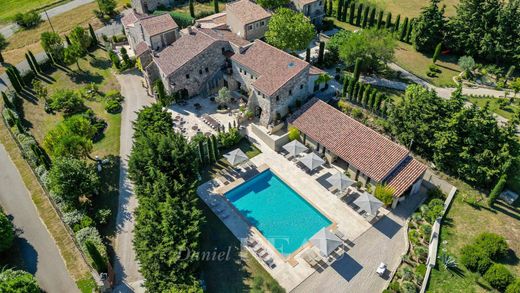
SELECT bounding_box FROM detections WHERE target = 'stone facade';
[132,0,173,14]
[292,0,325,25]
[161,41,232,97]
[226,13,270,41]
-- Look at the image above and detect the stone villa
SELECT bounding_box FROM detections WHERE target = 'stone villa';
[132,0,173,14]
[123,0,327,126]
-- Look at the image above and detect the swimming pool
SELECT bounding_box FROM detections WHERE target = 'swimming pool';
[225,170,332,256]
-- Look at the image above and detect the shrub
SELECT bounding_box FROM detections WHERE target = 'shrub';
[47,90,85,115]
[2,108,19,127]
[351,108,363,119]
[288,125,300,141]
[484,264,514,291]
[401,266,414,281]
[474,232,509,260]
[75,227,107,265]
[374,184,395,206]
[338,100,352,113]
[388,281,400,292]
[415,264,427,279]
[105,99,122,113]
[63,210,85,229]
[96,209,112,225]
[168,11,194,28]
[427,186,445,199]
[414,246,428,262]
[0,210,15,252]
[419,223,432,239]
[506,279,520,293]
[460,244,491,274]
[401,281,417,293]
[217,128,241,148]
[85,240,108,273]
[14,12,41,29]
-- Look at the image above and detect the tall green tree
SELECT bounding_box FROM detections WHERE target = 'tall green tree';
[69,26,92,55]
[400,17,409,41]
[432,42,442,63]
[376,10,384,29]
[361,5,370,27]
[28,51,41,73]
[88,24,98,47]
[0,33,7,63]
[40,32,64,62]
[64,44,83,70]
[189,0,195,17]
[0,210,14,252]
[337,0,344,20]
[214,0,219,13]
[412,0,446,52]
[356,3,363,26]
[349,2,356,24]
[0,269,40,292]
[385,12,392,29]
[25,53,37,75]
[368,7,376,27]
[257,0,288,9]
[96,0,116,15]
[265,8,315,52]
[47,157,99,206]
[394,14,401,32]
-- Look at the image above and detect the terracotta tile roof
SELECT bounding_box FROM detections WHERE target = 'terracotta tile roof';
[226,0,271,24]
[196,12,228,29]
[122,10,145,27]
[290,99,410,182]
[385,157,427,197]
[197,27,251,48]
[309,66,324,75]
[153,29,219,76]
[231,40,310,96]
[140,13,178,36]
[135,41,150,56]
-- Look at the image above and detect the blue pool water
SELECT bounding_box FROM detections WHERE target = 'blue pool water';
[225,170,332,256]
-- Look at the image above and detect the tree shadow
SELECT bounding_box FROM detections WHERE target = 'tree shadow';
[496,249,520,267]
[491,201,520,221]
[90,58,111,70]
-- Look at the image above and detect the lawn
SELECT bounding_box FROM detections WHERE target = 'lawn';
[394,42,461,87]
[171,1,226,15]
[0,0,71,24]
[329,19,462,88]
[468,96,519,120]
[0,0,128,74]
[426,180,520,292]
[371,0,459,19]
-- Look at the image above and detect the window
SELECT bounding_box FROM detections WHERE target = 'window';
[261,21,265,26]
[221,47,225,53]
[289,90,292,95]
[239,68,243,73]
[186,74,190,79]
[276,96,280,101]
[205,67,209,73]
[300,84,304,89]
[199,69,202,75]
[248,25,253,30]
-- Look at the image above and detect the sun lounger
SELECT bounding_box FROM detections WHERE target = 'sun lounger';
[247,238,258,247]
[209,200,219,207]
[221,213,229,219]
[302,252,318,267]
[334,230,347,242]
[257,250,269,259]
[264,257,275,268]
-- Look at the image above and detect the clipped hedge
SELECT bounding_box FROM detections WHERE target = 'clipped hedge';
[460,244,492,274]
[484,264,515,292]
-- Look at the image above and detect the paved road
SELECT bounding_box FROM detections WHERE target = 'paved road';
[0,144,79,293]
[113,70,154,293]
[293,190,426,293]
[0,0,95,38]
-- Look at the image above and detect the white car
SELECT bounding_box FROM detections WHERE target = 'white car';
[376,262,387,277]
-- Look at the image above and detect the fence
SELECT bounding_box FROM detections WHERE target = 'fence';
[1,108,102,286]
[419,186,457,293]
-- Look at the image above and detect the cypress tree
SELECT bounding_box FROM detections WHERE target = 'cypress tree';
[505,65,515,83]
[197,140,204,165]
[357,83,365,104]
[5,68,21,93]
[0,51,3,63]
[361,5,370,28]
[65,35,72,46]
[318,41,325,64]
[85,240,107,273]
[405,19,414,43]
[305,48,311,62]
[353,58,362,82]
[328,0,333,17]
[25,53,37,75]
[342,74,349,97]
[488,174,507,205]
[324,0,328,17]
[342,0,349,22]
[349,2,356,24]
[362,84,371,106]
[2,91,14,109]
[356,4,363,26]
[205,141,213,163]
[369,89,377,109]
[368,7,376,27]
[385,12,392,29]
[89,24,98,47]
[376,10,384,29]
[374,92,382,112]
[394,14,401,32]
[214,0,219,13]
[337,0,344,20]
[347,79,355,100]
[189,0,195,17]
[211,135,219,158]
[432,42,442,64]
[352,83,359,102]
[400,17,409,41]
[11,65,25,87]
[28,51,41,73]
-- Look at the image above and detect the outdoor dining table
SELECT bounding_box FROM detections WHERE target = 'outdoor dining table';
[192,125,199,130]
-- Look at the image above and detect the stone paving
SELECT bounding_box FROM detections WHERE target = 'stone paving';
[196,126,398,291]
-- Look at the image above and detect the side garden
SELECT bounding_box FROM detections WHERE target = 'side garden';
[1,22,127,292]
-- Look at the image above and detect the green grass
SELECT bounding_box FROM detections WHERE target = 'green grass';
[0,0,70,23]
[76,277,97,293]
[426,181,520,292]
[468,96,519,120]
[329,18,462,88]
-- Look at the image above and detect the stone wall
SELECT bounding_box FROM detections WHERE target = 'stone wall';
[132,0,173,13]
[165,41,231,97]
[244,18,270,40]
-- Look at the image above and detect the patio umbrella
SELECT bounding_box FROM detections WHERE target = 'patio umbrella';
[282,140,308,157]
[298,153,325,171]
[223,149,248,166]
[310,228,343,256]
[353,191,384,216]
[326,172,355,191]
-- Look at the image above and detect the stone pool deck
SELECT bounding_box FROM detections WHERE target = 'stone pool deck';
[196,131,389,290]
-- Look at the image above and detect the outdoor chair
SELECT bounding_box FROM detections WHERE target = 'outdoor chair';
[264,257,275,268]
[334,230,347,242]
[247,238,258,247]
